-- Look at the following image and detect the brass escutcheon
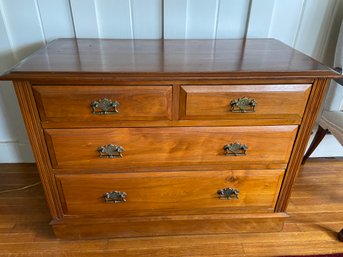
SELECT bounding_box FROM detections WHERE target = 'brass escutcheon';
[230,97,256,113]
[217,188,239,200]
[103,191,127,203]
[91,98,119,114]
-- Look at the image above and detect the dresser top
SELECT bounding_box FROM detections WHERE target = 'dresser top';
[1,38,340,80]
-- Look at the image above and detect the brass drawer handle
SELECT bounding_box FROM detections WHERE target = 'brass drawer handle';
[223,143,247,156]
[97,144,124,158]
[217,188,239,200]
[230,97,256,113]
[91,98,119,114]
[104,191,127,203]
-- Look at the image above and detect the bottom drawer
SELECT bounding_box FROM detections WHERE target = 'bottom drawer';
[56,170,284,217]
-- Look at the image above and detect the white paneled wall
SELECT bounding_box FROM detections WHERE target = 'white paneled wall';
[0,0,343,163]
[164,0,251,38]
[69,0,162,38]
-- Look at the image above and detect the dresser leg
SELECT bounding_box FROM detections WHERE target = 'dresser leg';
[302,125,328,165]
[338,229,343,242]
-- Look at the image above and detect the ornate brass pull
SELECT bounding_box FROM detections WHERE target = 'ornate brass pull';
[97,144,124,158]
[91,98,119,114]
[217,188,239,200]
[230,97,256,113]
[223,143,247,156]
[103,191,127,203]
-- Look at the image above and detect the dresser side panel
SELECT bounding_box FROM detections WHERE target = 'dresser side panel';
[275,79,330,212]
[13,80,63,219]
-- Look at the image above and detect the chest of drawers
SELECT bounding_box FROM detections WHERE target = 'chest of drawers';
[1,39,340,239]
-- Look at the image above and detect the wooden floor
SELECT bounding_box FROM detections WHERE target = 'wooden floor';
[0,159,342,257]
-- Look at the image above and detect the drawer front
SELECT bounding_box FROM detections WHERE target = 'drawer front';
[46,126,297,170]
[180,84,311,120]
[56,170,285,217]
[33,85,172,121]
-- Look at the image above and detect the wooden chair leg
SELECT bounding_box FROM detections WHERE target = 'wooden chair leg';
[338,229,343,242]
[302,125,328,164]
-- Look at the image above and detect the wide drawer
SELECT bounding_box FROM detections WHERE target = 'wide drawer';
[56,170,285,217]
[46,126,297,170]
[33,85,172,121]
[180,84,311,120]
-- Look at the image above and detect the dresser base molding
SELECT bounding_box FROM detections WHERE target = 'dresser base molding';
[51,213,288,239]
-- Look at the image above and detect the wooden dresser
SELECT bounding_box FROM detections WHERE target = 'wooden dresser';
[1,39,340,239]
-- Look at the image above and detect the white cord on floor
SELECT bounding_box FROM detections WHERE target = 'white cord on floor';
[0,181,41,194]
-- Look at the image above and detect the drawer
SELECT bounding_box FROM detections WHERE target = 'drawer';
[56,170,285,217]
[180,84,311,120]
[33,85,172,121]
[46,126,297,170]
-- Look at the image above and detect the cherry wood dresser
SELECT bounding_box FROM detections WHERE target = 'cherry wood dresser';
[1,39,340,239]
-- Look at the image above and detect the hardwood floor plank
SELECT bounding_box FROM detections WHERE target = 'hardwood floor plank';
[0,241,109,254]
[243,241,343,256]
[0,233,36,243]
[0,163,37,173]
[0,173,40,186]
[0,223,15,230]
[296,222,343,232]
[286,211,343,222]
[287,203,343,212]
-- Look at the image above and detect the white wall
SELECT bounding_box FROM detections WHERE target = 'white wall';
[0,0,342,163]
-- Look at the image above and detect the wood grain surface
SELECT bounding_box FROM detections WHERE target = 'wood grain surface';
[180,84,311,120]
[33,85,173,121]
[52,213,287,239]
[56,169,284,217]
[45,126,297,171]
[1,39,340,81]
[275,79,330,212]
[13,81,63,219]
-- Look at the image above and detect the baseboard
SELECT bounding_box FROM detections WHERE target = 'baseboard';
[0,142,35,163]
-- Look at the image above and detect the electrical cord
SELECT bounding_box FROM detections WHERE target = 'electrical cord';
[0,181,41,194]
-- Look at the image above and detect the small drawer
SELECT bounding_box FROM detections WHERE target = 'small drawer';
[56,169,285,217]
[33,85,172,122]
[180,84,311,121]
[45,126,297,171]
